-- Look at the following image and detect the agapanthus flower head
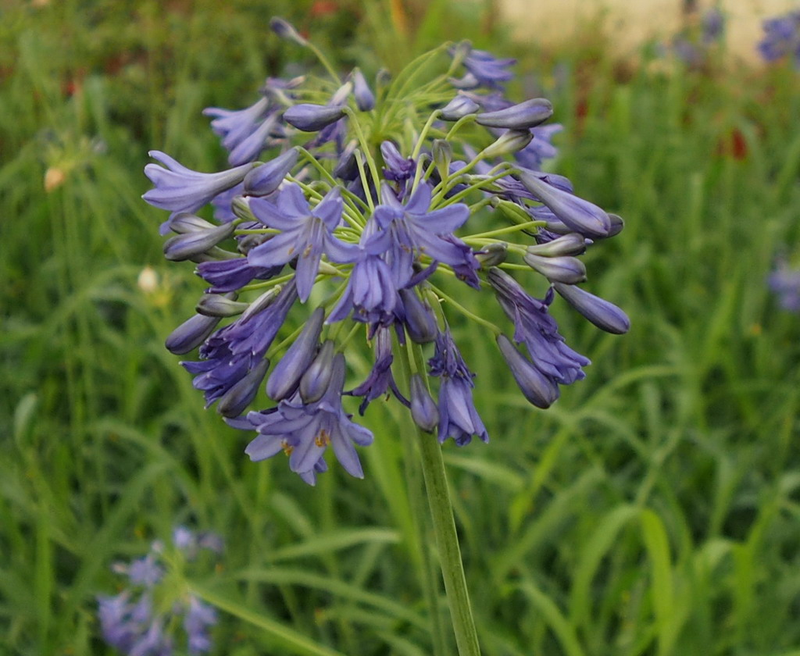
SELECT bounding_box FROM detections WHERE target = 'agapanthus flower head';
[758,10,800,66]
[143,22,628,484]
[98,528,223,655]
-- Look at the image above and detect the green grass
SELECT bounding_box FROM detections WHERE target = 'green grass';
[2,1,800,654]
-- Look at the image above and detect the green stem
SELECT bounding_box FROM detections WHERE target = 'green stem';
[397,346,482,656]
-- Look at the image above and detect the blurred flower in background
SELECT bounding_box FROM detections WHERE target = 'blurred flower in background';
[97,527,222,655]
[769,261,800,312]
[758,9,800,67]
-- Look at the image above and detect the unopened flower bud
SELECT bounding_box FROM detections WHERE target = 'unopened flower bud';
[333,140,359,180]
[476,98,553,129]
[497,334,559,408]
[269,17,308,46]
[606,214,625,238]
[163,222,236,261]
[523,253,587,284]
[351,69,375,111]
[481,130,533,159]
[243,148,298,196]
[284,104,346,132]
[432,139,453,179]
[440,95,480,121]
[266,307,325,400]
[299,339,336,403]
[517,168,611,238]
[196,292,247,317]
[553,282,630,334]
[410,374,438,433]
[217,358,270,418]
[165,313,222,355]
[399,289,437,344]
[475,242,508,268]
[231,196,255,222]
[169,214,217,234]
[526,233,587,257]
[494,199,534,225]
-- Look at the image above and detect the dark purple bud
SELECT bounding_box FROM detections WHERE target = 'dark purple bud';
[169,214,216,234]
[243,148,298,196]
[482,130,533,159]
[475,242,508,268]
[299,339,336,403]
[266,307,325,400]
[440,95,480,121]
[217,358,270,418]
[399,288,437,344]
[496,334,559,408]
[553,282,630,334]
[523,253,587,284]
[269,17,308,46]
[351,68,375,111]
[410,374,439,433]
[196,292,247,317]
[284,104,347,132]
[163,222,236,261]
[526,233,587,257]
[333,140,359,180]
[165,313,222,355]
[476,98,553,129]
[517,169,611,238]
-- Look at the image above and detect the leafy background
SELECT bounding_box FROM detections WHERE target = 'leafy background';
[2,0,800,654]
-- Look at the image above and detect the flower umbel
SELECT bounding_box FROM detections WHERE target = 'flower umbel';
[97,527,222,655]
[143,21,629,484]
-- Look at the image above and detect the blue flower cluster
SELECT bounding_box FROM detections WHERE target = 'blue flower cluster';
[97,527,222,655]
[758,10,800,67]
[769,261,800,312]
[666,7,725,66]
[144,19,629,484]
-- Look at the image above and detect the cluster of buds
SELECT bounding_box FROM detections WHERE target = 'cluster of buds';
[97,527,223,655]
[143,18,629,484]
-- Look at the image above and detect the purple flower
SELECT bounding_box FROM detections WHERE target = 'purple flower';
[244,353,374,481]
[266,307,325,400]
[328,220,398,324]
[184,597,217,655]
[758,11,800,65]
[440,94,480,121]
[410,374,438,433]
[351,68,376,111]
[143,151,253,215]
[127,554,164,587]
[243,148,299,196]
[768,263,800,311]
[247,185,359,302]
[702,8,725,44]
[429,329,487,445]
[496,334,559,408]
[515,124,563,170]
[488,268,590,387]
[452,47,516,90]
[347,326,406,414]
[374,183,475,288]
[195,257,283,294]
[182,282,297,408]
[381,141,416,185]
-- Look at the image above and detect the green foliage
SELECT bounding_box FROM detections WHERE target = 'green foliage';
[2,1,800,654]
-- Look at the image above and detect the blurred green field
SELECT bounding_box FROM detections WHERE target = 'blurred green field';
[2,1,800,654]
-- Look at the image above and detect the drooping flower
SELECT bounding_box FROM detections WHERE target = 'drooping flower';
[244,353,374,482]
[143,151,253,215]
[429,329,488,446]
